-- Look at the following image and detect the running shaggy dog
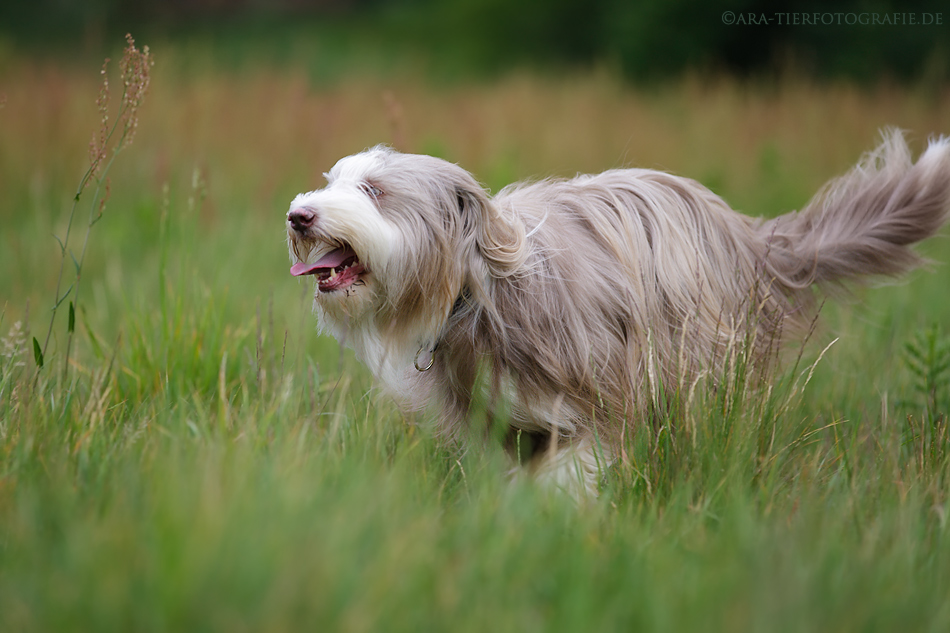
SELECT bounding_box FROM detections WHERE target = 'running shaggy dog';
[286,130,950,497]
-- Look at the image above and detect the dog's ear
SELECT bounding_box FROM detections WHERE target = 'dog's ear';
[453,178,525,281]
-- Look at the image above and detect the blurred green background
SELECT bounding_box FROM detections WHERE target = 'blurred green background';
[2,0,948,82]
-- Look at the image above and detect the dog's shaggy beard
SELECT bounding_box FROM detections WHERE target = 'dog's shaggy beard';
[288,132,950,498]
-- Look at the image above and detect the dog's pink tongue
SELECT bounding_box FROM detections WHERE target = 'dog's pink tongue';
[290,262,320,276]
[290,247,354,276]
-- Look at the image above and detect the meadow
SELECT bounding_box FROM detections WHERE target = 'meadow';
[2,35,950,631]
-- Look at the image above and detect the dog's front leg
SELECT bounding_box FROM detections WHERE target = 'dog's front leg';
[532,434,608,501]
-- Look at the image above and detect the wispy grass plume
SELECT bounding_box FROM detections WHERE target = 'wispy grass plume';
[35,34,153,378]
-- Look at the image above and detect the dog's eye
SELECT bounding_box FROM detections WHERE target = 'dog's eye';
[361,183,383,199]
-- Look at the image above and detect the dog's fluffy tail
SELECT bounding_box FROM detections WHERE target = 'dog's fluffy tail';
[763,129,950,291]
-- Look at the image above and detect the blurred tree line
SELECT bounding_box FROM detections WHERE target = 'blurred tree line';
[1,0,947,82]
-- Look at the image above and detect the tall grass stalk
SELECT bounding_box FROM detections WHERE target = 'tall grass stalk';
[35,34,153,379]
[902,324,950,477]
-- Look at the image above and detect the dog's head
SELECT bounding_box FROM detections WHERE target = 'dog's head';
[287,146,524,344]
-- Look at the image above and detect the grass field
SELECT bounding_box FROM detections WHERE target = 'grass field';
[2,36,950,631]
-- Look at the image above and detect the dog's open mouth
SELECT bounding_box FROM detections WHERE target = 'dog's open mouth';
[290,245,368,293]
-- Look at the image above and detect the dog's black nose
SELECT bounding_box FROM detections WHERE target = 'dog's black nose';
[287,207,316,232]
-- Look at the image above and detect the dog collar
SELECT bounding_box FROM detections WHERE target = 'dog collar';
[414,291,470,372]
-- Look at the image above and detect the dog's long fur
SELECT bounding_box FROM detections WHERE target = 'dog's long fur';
[287,130,950,496]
